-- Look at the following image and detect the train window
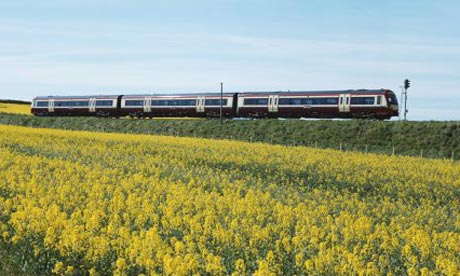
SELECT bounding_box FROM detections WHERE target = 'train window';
[387,94,398,105]
[205,99,228,106]
[350,97,375,105]
[311,98,338,105]
[377,96,381,105]
[279,98,302,105]
[36,101,49,107]
[125,100,143,106]
[151,100,196,106]
[244,98,268,105]
[96,100,113,106]
[278,97,338,105]
[178,100,195,106]
[54,101,89,107]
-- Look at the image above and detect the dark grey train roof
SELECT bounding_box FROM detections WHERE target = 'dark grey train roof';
[33,89,392,99]
[33,93,232,99]
[34,95,120,99]
[240,89,390,96]
[124,89,389,96]
[123,93,235,98]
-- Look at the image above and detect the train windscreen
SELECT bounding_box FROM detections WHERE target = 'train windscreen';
[387,93,398,106]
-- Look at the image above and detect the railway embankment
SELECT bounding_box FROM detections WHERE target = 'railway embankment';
[0,113,459,160]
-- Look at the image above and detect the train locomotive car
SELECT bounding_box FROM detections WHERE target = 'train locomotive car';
[31,89,399,119]
[31,95,121,117]
[236,89,398,119]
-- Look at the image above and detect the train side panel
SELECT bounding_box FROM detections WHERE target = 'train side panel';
[31,89,399,119]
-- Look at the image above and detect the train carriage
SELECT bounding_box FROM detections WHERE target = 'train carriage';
[237,89,398,119]
[120,93,235,118]
[31,95,120,116]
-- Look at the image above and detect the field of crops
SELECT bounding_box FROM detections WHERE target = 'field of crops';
[0,103,31,115]
[1,125,460,275]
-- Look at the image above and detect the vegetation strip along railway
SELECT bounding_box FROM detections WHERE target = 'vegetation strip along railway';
[1,125,460,274]
[0,112,459,160]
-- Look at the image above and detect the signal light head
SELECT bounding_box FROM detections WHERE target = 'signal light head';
[404,79,410,89]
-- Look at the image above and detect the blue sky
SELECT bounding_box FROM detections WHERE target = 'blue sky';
[0,0,459,120]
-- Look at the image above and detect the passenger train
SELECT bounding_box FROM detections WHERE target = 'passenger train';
[31,89,399,119]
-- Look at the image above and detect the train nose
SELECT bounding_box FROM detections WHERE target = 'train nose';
[392,105,399,116]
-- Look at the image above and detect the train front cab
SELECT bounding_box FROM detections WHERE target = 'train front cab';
[346,90,399,120]
[385,90,399,117]
[359,90,399,120]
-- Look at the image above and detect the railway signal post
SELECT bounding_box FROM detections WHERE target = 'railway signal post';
[404,79,410,120]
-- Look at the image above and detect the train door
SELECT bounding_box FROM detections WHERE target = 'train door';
[232,93,239,116]
[237,95,245,115]
[116,95,123,110]
[268,95,279,112]
[143,97,151,113]
[339,94,350,112]
[48,99,55,113]
[196,96,205,113]
[89,98,96,113]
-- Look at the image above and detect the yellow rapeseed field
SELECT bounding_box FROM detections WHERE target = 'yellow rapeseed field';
[0,103,31,115]
[0,124,459,275]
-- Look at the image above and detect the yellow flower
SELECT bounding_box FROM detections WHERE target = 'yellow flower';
[1,124,460,275]
[53,262,64,274]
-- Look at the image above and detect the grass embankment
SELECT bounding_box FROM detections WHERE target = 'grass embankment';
[0,112,459,159]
